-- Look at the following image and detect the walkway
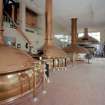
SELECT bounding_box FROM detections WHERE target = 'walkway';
[3,58,105,105]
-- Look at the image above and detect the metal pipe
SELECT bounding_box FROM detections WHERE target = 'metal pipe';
[0,0,4,44]
[71,18,78,46]
[45,0,53,44]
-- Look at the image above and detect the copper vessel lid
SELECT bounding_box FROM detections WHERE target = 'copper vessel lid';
[0,45,35,75]
[0,0,35,75]
[43,0,66,58]
[63,18,88,54]
[78,28,99,44]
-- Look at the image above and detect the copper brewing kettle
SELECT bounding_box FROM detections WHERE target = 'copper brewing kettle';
[63,18,89,54]
[0,0,34,75]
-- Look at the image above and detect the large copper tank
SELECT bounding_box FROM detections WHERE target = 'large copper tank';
[78,28,99,44]
[78,28,99,56]
[42,0,67,69]
[0,42,38,103]
[43,0,66,59]
[0,0,42,103]
[63,18,88,54]
[63,18,88,62]
[0,54,43,103]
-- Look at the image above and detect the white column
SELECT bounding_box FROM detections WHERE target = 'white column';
[19,0,26,32]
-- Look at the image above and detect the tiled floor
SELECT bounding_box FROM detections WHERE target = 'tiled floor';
[1,58,105,105]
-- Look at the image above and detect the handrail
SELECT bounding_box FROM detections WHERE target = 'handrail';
[4,11,32,47]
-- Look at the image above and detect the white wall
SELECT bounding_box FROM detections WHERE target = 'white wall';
[4,26,44,54]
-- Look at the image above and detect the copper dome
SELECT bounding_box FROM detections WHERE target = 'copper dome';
[0,45,34,75]
[0,0,35,75]
[43,41,66,58]
[78,28,99,44]
[43,0,66,59]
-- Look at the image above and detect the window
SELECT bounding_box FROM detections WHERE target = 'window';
[54,34,69,42]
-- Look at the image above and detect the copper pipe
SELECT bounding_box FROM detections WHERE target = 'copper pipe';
[44,0,66,59]
[45,0,67,68]
[71,18,78,46]
[45,0,53,44]
[0,0,4,44]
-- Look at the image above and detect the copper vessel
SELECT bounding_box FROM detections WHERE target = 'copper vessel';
[43,0,66,58]
[78,28,99,44]
[63,18,89,62]
[63,18,88,54]
[0,0,43,103]
[43,0,67,69]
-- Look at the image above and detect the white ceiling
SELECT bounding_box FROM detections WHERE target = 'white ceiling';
[26,0,105,31]
[53,0,105,30]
